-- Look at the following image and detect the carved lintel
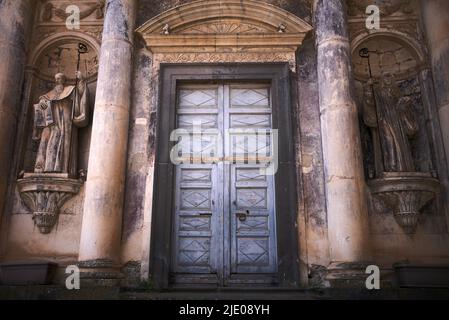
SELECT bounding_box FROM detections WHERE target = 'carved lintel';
[17,175,83,234]
[368,172,440,234]
[136,0,312,54]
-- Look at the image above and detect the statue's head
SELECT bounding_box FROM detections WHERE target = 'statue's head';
[380,71,395,87]
[54,73,66,86]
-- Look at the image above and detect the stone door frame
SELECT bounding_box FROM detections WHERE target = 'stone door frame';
[150,63,300,289]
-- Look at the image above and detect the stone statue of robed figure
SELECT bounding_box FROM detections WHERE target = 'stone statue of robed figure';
[32,71,89,177]
[363,71,440,234]
[363,71,418,173]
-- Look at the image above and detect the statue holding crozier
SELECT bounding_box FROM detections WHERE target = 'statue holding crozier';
[32,43,89,178]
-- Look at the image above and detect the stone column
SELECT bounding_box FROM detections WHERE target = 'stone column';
[421,0,449,168]
[78,0,136,274]
[314,0,371,271]
[0,1,33,224]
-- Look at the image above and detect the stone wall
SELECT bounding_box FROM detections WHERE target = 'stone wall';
[348,0,449,268]
[1,0,449,289]
[136,0,313,27]
[0,0,103,265]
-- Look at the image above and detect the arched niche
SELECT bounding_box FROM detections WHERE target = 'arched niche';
[29,32,101,83]
[350,30,447,234]
[351,31,435,175]
[351,30,426,82]
[20,32,100,173]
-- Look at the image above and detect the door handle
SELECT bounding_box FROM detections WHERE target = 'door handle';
[236,210,250,222]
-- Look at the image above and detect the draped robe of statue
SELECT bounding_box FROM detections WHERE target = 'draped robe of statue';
[32,78,89,177]
[363,76,418,173]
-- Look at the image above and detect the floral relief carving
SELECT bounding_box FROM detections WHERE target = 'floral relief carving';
[155,52,296,70]
[177,22,272,34]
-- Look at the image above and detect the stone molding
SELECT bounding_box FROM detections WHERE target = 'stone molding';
[154,52,297,71]
[27,31,101,83]
[136,0,312,53]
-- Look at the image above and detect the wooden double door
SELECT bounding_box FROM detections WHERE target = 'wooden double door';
[171,82,278,286]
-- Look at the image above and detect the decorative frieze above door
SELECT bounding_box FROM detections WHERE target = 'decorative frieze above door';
[136,0,312,53]
[136,0,312,71]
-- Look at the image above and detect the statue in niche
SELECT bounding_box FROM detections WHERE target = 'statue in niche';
[32,71,89,177]
[363,71,418,173]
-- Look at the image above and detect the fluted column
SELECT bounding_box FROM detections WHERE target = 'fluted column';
[421,0,449,168]
[315,0,371,267]
[0,1,33,224]
[78,0,136,270]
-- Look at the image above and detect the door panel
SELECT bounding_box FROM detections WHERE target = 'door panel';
[172,85,222,281]
[172,83,277,285]
[173,163,221,275]
[227,85,277,276]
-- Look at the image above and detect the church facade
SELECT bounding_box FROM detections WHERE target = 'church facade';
[1,0,449,294]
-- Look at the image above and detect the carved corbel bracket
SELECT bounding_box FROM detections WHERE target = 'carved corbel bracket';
[368,172,440,234]
[17,174,83,234]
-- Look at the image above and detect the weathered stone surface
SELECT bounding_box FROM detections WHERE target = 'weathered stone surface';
[0,0,34,233]
[78,0,137,265]
[421,0,449,171]
[136,0,313,27]
[296,35,330,270]
[1,0,449,294]
[315,0,371,265]
[121,38,154,266]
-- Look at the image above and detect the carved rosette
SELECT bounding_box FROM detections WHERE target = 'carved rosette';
[17,175,83,234]
[368,172,440,234]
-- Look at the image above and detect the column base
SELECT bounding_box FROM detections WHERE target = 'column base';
[325,261,373,288]
[77,259,124,287]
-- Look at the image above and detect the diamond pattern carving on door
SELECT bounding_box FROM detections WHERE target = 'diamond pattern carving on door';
[236,168,266,182]
[180,216,211,231]
[237,238,269,265]
[237,216,268,232]
[230,114,271,128]
[231,88,270,107]
[178,115,217,128]
[181,189,211,209]
[181,169,211,182]
[231,134,271,159]
[178,238,210,266]
[179,89,217,108]
[236,188,267,208]
[172,84,277,284]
